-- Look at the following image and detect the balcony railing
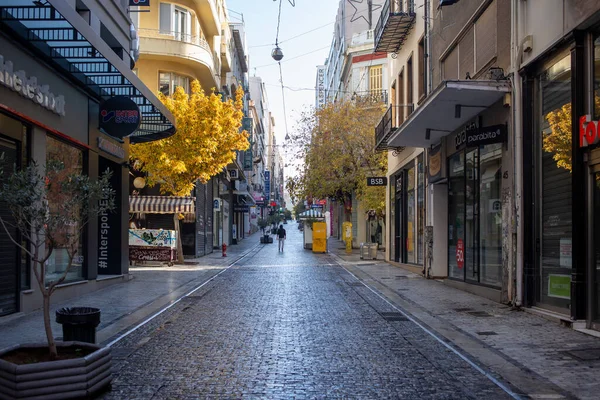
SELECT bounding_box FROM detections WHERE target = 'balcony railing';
[352,90,388,104]
[374,0,416,54]
[138,28,211,52]
[375,104,414,151]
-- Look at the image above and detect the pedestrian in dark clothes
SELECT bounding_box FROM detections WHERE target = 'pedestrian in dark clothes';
[277,224,286,252]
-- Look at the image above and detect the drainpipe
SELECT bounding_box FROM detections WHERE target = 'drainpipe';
[511,0,523,307]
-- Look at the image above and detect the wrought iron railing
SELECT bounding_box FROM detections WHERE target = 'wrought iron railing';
[374,0,416,52]
[353,90,388,104]
[375,105,395,147]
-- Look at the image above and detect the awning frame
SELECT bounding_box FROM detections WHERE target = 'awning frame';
[0,2,176,143]
[385,80,512,148]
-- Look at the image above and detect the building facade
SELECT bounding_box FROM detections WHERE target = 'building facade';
[131,0,234,255]
[0,0,174,315]
[376,0,514,301]
[517,0,600,330]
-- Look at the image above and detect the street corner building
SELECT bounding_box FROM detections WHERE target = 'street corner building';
[0,0,175,316]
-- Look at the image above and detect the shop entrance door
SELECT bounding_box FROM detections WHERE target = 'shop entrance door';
[0,138,19,316]
[465,149,479,283]
[590,149,600,329]
[394,195,403,263]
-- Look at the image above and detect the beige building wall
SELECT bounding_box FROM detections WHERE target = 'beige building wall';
[133,0,224,93]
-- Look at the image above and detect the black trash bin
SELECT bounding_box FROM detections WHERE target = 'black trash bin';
[56,307,101,344]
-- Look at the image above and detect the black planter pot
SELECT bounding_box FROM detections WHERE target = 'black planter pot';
[56,307,101,344]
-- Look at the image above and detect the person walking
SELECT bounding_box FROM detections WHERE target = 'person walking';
[277,224,286,252]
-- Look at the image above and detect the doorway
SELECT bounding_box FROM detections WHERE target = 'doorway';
[0,137,19,316]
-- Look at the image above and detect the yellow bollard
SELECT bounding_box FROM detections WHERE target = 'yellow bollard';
[342,222,353,253]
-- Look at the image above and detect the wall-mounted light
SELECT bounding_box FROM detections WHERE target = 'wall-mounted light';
[133,177,146,189]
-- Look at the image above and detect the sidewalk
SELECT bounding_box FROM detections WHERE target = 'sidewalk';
[0,231,263,350]
[327,236,600,399]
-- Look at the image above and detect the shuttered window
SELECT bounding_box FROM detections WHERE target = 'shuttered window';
[159,3,172,34]
[442,46,458,80]
[398,70,405,123]
[475,0,497,72]
[369,65,383,93]
[459,27,474,79]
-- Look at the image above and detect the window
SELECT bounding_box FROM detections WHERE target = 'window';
[391,81,396,126]
[159,72,190,96]
[159,3,192,41]
[418,37,426,99]
[369,65,383,94]
[45,136,85,285]
[406,165,416,263]
[441,0,496,79]
[475,1,497,72]
[407,56,413,115]
[537,54,572,309]
[417,154,425,265]
[442,47,459,80]
[398,70,404,124]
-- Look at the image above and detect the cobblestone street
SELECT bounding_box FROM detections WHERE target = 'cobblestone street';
[102,225,514,399]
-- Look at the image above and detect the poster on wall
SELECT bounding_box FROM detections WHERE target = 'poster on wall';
[428,144,445,183]
[97,158,121,275]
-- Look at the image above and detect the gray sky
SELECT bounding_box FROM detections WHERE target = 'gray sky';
[226,0,339,170]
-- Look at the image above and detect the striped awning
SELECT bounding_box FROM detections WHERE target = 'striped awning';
[298,209,325,219]
[129,196,195,214]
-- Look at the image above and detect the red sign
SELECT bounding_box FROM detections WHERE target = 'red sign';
[456,239,464,269]
[580,115,600,147]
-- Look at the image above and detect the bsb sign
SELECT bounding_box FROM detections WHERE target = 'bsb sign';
[367,177,387,186]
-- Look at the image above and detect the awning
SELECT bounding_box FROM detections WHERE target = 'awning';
[233,190,255,205]
[298,209,325,219]
[0,2,175,143]
[129,196,195,214]
[387,80,511,148]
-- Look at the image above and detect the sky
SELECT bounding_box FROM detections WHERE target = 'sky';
[226,0,340,173]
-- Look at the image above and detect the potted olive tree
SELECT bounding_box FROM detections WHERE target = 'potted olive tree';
[0,160,115,399]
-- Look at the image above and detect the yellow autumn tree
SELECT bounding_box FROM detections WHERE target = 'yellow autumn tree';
[544,95,600,172]
[130,80,249,196]
[130,80,248,262]
[293,99,387,218]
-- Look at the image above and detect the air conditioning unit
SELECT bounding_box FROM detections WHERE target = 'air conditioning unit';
[229,169,238,179]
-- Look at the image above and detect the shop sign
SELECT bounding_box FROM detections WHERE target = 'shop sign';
[244,149,253,170]
[560,238,572,268]
[317,66,326,109]
[579,115,600,147]
[367,177,387,186]
[129,246,174,262]
[311,204,323,209]
[455,122,507,149]
[129,0,150,5]
[234,204,249,213]
[98,159,122,274]
[213,199,221,211]
[0,54,66,116]
[264,170,271,200]
[395,173,403,193]
[428,144,445,183]
[467,124,507,147]
[548,274,571,299]
[99,96,141,139]
[456,239,464,269]
[97,137,126,159]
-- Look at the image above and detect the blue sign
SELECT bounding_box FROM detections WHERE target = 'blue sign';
[264,170,271,200]
[440,0,459,6]
[213,199,220,210]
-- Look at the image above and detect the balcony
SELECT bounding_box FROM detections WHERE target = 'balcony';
[374,0,416,54]
[375,105,397,151]
[352,90,388,104]
[137,28,218,89]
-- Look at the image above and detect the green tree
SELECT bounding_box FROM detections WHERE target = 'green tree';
[0,162,114,359]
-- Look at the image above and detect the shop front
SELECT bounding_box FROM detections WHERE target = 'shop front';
[0,2,174,315]
[522,25,600,328]
[389,153,425,268]
[382,80,511,299]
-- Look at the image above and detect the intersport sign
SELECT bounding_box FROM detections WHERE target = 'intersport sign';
[579,115,600,147]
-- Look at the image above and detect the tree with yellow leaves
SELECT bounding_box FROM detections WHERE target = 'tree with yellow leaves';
[130,80,249,261]
[290,99,387,219]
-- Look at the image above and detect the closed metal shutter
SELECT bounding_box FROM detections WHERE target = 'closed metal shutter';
[475,0,497,72]
[206,180,214,254]
[0,139,18,316]
[442,47,459,80]
[459,27,474,79]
